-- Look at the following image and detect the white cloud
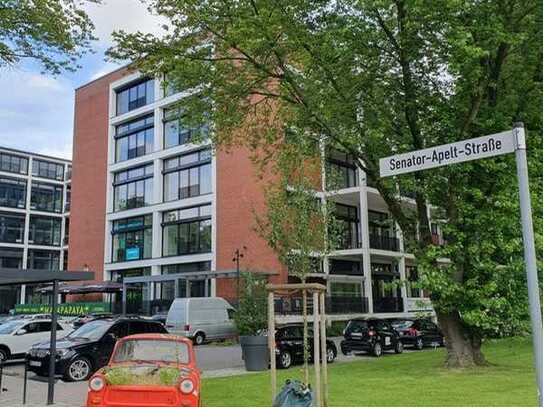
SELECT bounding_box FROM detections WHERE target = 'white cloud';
[83,0,166,47]
[0,70,74,160]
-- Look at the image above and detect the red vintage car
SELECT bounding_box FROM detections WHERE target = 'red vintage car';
[86,333,200,407]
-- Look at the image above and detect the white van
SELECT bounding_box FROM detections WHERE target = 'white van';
[165,297,237,345]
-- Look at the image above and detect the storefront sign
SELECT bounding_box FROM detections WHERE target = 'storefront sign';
[15,302,110,316]
[125,247,140,261]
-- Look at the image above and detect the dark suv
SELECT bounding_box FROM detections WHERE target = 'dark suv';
[274,324,337,369]
[389,318,444,350]
[340,318,403,357]
[26,317,167,381]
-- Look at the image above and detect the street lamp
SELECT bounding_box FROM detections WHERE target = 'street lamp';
[232,246,247,303]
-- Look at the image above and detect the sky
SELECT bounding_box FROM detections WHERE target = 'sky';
[0,0,165,160]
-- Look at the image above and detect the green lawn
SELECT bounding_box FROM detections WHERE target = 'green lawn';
[202,337,538,406]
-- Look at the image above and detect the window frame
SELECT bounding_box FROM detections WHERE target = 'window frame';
[161,205,212,257]
[111,215,153,263]
[30,181,63,213]
[0,152,28,175]
[32,159,65,181]
[162,149,212,202]
[116,78,155,115]
[115,115,155,163]
[28,215,62,246]
[0,212,25,244]
[113,164,154,212]
[0,175,27,209]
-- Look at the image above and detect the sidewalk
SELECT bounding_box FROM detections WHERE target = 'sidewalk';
[0,374,87,407]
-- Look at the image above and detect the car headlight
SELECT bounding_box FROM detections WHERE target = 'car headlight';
[55,349,73,358]
[179,379,195,394]
[89,376,105,392]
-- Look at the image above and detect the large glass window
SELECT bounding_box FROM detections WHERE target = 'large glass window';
[27,250,60,270]
[0,212,25,243]
[113,164,154,211]
[162,205,212,256]
[30,181,63,213]
[112,215,153,262]
[116,78,155,115]
[0,247,23,268]
[0,152,28,175]
[163,150,212,202]
[163,107,209,149]
[0,176,26,208]
[32,159,65,180]
[161,261,211,274]
[334,204,360,250]
[28,216,62,246]
[115,115,154,162]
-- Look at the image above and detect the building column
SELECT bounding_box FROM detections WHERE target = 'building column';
[359,168,373,314]
[397,223,409,315]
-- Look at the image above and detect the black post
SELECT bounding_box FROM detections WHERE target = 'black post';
[23,359,28,405]
[232,247,246,305]
[0,357,3,399]
[47,279,58,405]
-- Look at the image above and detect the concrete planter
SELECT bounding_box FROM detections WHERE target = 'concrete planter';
[240,335,269,371]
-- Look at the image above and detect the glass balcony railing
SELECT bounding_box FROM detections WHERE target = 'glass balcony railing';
[369,234,400,251]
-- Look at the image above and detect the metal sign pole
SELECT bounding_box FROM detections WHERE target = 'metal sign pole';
[47,279,59,405]
[514,122,543,407]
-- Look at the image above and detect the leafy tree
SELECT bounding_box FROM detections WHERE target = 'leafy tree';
[234,271,268,336]
[0,0,97,73]
[109,0,543,367]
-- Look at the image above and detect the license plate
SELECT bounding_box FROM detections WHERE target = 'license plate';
[29,361,41,367]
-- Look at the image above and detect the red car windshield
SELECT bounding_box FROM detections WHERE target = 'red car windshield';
[113,339,190,364]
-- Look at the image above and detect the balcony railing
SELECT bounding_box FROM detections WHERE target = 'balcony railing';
[373,297,403,313]
[274,296,370,315]
[369,234,399,251]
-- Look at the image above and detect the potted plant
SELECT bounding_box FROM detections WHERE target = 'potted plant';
[235,271,269,371]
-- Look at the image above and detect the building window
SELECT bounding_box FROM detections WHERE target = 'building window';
[162,205,212,256]
[334,204,360,250]
[27,250,60,270]
[161,261,211,274]
[28,216,62,246]
[113,164,154,211]
[0,247,23,268]
[329,259,362,275]
[116,78,155,115]
[163,107,209,149]
[0,176,26,208]
[112,215,153,262]
[0,212,25,243]
[30,182,63,213]
[0,152,28,175]
[163,149,212,202]
[32,159,65,181]
[326,151,358,190]
[65,184,71,212]
[111,267,151,282]
[115,115,154,162]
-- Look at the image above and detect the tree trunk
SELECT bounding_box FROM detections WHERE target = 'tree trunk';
[436,309,487,368]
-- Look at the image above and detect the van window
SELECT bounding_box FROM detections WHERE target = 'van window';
[227,309,235,320]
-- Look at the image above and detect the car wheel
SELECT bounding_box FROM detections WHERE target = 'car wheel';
[326,347,336,363]
[372,342,382,357]
[279,351,292,369]
[65,357,92,382]
[395,340,404,354]
[193,332,205,346]
[415,337,424,350]
[0,347,9,363]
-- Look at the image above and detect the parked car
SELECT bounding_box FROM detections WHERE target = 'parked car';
[72,312,114,329]
[274,325,337,369]
[166,297,236,345]
[340,318,403,357]
[150,312,168,325]
[389,318,444,350]
[0,319,69,362]
[86,333,200,407]
[27,317,167,381]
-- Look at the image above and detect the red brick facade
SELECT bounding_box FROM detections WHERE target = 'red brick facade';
[68,68,129,282]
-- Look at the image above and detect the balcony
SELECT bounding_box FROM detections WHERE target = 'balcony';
[274,296,369,315]
[373,297,403,313]
[369,234,399,251]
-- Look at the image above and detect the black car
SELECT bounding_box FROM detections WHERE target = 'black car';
[340,318,403,357]
[71,312,114,329]
[389,318,444,350]
[26,317,167,381]
[275,325,337,369]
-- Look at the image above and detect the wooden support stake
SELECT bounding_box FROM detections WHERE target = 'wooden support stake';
[268,291,276,404]
[313,291,321,407]
[302,289,309,384]
[320,292,328,406]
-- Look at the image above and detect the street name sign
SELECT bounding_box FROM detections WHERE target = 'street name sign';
[379,130,515,177]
